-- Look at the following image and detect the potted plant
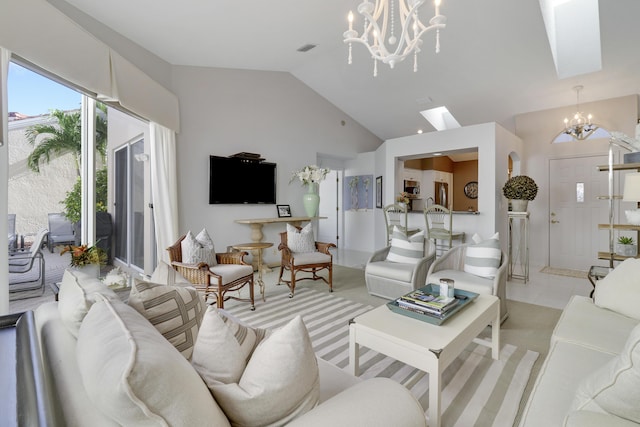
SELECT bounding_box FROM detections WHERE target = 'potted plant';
[502,175,538,211]
[616,236,637,257]
[60,243,107,277]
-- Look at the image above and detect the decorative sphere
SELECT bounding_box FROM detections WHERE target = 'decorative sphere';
[388,35,397,44]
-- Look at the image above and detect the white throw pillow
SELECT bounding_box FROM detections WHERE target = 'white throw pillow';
[463,234,501,278]
[77,298,228,426]
[58,268,120,338]
[192,307,268,385]
[471,232,499,244]
[192,312,319,426]
[572,323,640,423]
[181,229,217,266]
[286,223,317,253]
[594,258,640,320]
[386,226,425,264]
[150,260,190,286]
[128,279,205,360]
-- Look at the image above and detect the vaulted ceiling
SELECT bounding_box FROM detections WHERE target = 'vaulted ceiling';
[57,0,640,140]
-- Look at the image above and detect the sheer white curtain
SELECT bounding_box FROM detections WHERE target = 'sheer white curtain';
[0,47,11,314]
[150,122,179,263]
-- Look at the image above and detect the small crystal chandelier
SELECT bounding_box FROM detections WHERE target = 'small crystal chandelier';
[343,0,447,77]
[562,85,598,141]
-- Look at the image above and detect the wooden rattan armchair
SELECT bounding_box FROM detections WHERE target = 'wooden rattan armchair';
[167,235,255,310]
[277,228,336,298]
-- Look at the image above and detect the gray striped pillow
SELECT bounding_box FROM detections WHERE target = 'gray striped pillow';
[463,236,501,278]
[386,226,425,264]
[128,279,205,360]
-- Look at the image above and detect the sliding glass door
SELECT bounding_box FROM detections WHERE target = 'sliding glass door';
[114,139,145,270]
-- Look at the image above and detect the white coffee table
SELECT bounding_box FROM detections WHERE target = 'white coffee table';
[349,294,500,427]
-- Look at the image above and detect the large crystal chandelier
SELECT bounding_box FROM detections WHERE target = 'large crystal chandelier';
[562,85,598,141]
[343,0,446,76]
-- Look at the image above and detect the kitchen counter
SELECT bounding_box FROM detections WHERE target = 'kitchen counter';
[408,210,480,215]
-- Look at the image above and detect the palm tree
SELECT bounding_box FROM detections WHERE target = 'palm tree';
[25,104,107,174]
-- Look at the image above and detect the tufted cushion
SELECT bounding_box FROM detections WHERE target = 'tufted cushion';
[594,258,640,320]
[58,269,120,338]
[292,251,331,266]
[77,298,228,426]
[287,223,317,253]
[572,323,640,423]
[209,264,254,285]
[150,260,191,286]
[181,229,217,266]
[128,279,205,360]
[386,226,425,264]
[463,234,501,278]
[192,312,320,426]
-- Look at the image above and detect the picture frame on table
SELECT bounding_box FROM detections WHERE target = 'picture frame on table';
[277,204,292,218]
[376,176,383,208]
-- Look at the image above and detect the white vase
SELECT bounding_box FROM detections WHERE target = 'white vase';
[511,199,529,212]
[616,244,637,257]
[71,263,100,278]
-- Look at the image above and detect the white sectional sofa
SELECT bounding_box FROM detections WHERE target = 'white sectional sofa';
[519,259,640,426]
[30,268,428,426]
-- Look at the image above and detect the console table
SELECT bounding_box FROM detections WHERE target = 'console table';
[234,216,326,244]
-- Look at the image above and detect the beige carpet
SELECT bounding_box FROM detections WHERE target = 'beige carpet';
[228,265,562,426]
[539,266,587,279]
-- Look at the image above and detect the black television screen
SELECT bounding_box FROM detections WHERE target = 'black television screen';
[209,156,277,204]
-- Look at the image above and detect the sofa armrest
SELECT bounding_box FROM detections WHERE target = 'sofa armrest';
[288,378,427,427]
[564,410,640,427]
[368,246,391,264]
[428,245,465,275]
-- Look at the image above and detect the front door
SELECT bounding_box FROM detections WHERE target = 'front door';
[549,155,610,271]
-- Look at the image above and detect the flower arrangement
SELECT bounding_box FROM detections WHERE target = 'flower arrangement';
[290,164,330,186]
[60,243,107,267]
[502,175,538,201]
[397,191,410,204]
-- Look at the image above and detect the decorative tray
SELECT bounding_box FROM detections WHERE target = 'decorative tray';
[386,284,479,325]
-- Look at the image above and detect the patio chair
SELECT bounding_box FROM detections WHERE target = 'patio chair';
[9,229,48,299]
[47,213,75,253]
[8,214,16,251]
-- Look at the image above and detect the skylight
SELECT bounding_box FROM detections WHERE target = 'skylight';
[420,106,461,131]
[539,0,602,79]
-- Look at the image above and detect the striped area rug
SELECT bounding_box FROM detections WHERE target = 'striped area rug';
[225,288,538,427]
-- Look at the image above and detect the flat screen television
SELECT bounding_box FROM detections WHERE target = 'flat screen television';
[209,155,277,204]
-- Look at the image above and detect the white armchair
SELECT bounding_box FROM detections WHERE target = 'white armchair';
[365,241,436,300]
[426,244,509,322]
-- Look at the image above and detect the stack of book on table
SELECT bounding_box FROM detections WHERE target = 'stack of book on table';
[397,289,459,319]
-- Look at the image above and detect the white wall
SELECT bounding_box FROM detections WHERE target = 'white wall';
[171,66,381,266]
[343,151,376,252]
[375,122,522,253]
[515,94,639,267]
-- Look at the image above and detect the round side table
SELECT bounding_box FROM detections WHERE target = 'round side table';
[231,242,273,302]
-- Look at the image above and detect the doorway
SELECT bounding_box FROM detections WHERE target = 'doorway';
[317,169,341,246]
[549,155,610,271]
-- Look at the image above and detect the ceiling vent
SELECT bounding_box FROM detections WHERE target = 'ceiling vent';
[297,44,317,53]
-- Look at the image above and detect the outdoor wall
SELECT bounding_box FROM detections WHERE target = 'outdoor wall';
[7,116,76,238]
[514,94,639,268]
[171,66,381,266]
